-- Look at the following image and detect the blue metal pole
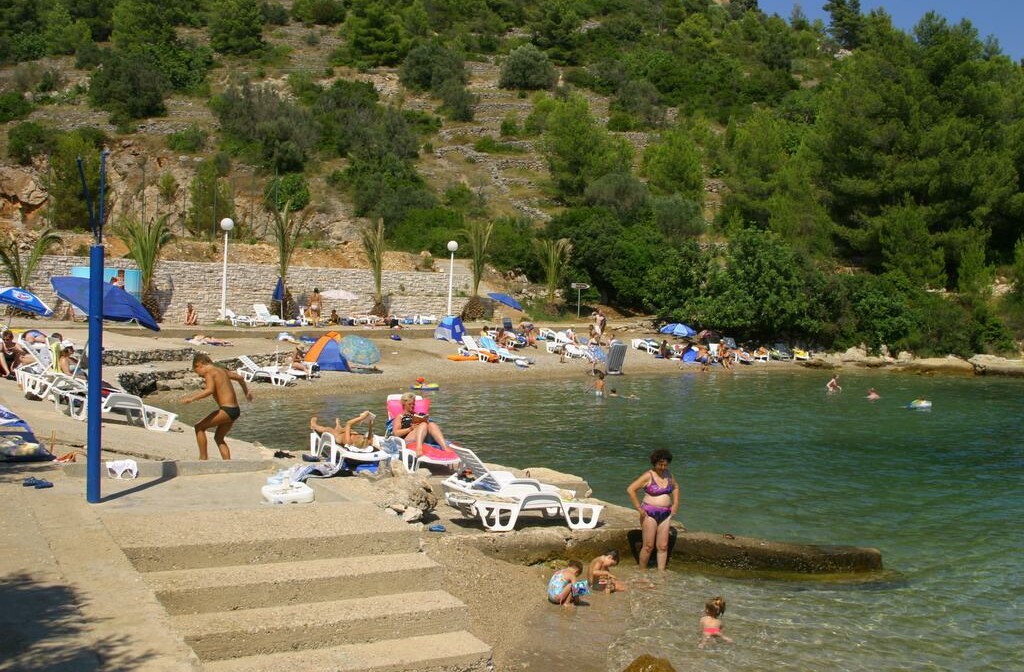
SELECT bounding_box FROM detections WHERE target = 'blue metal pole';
[85,149,108,504]
[86,243,103,503]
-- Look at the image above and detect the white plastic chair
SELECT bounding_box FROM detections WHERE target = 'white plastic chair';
[252,303,287,326]
[236,355,296,386]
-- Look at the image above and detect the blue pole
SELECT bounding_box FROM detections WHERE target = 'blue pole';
[86,243,103,503]
[85,149,108,504]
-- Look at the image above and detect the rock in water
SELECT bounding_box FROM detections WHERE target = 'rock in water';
[622,654,677,672]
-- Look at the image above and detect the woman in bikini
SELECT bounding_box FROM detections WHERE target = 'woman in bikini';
[626,448,680,571]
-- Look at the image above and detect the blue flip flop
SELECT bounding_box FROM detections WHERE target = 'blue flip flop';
[22,477,39,487]
[428,524,446,533]
[34,479,53,489]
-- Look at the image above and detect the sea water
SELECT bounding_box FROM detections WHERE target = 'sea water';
[184,368,1023,671]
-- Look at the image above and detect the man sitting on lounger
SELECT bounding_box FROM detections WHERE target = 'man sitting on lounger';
[310,411,375,449]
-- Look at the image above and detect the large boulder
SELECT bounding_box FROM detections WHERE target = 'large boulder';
[968,354,1024,377]
[622,654,677,672]
[0,167,47,207]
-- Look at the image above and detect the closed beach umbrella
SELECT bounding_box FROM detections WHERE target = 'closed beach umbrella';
[487,292,523,312]
[51,277,160,331]
[338,335,380,367]
[0,286,53,318]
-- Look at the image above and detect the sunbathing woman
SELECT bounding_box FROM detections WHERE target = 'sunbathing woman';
[310,411,375,449]
[392,391,451,455]
[187,334,233,346]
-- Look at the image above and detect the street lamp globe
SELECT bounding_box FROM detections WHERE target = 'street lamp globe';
[447,240,458,253]
[220,217,234,232]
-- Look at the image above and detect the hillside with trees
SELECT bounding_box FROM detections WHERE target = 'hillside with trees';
[1,0,1023,355]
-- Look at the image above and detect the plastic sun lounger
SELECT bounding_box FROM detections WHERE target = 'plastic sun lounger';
[308,430,392,473]
[381,394,460,473]
[236,355,297,387]
[66,392,177,431]
[441,444,603,532]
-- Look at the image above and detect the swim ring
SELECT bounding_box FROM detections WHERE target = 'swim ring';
[410,383,440,390]
[907,399,932,410]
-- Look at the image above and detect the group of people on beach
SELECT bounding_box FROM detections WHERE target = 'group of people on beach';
[545,448,734,648]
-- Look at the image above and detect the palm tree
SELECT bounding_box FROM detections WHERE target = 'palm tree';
[360,219,387,316]
[118,216,173,321]
[0,227,60,290]
[459,219,494,320]
[270,200,309,318]
[534,237,573,309]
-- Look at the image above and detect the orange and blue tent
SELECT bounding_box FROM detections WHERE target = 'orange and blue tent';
[303,331,350,372]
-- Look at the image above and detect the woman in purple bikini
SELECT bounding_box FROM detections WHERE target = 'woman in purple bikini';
[626,449,680,571]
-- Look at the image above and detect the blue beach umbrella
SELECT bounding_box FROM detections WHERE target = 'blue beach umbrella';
[51,277,160,331]
[487,292,523,312]
[659,323,696,338]
[0,286,53,318]
[338,335,381,367]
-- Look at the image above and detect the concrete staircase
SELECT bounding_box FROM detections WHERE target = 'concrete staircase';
[101,500,491,671]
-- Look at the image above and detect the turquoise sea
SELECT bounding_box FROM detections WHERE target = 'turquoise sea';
[182,369,1024,671]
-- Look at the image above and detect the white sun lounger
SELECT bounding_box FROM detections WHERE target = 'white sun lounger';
[442,445,603,532]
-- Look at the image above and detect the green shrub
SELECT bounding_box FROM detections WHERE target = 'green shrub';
[166,124,207,152]
[0,91,32,122]
[264,173,311,211]
[399,41,466,93]
[88,50,167,121]
[500,113,520,137]
[7,122,54,165]
[209,0,265,56]
[291,0,346,25]
[262,2,290,25]
[438,80,476,121]
[498,44,556,90]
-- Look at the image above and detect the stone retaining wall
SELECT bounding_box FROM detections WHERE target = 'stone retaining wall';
[28,256,472,326]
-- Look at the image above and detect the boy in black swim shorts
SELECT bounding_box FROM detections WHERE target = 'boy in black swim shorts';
[182,353,253,459]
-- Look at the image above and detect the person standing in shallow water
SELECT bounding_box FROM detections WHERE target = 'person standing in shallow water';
[182,353,253,460]
[626,449,680,571]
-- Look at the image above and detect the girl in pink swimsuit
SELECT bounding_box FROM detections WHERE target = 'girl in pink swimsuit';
[626,449,680,571]
[699,596,734,648]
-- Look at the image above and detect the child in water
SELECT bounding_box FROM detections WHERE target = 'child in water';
[699,596,734,649]
[594,370,606,397]
[547,560,585,608]
[587,550,627,593]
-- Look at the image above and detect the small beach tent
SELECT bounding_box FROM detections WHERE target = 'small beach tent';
[303,331,351,372]
[434,315,465,343]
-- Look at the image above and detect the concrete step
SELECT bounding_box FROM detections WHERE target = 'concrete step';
[146,552,442,614]
[173,590,469,661]
[203,631,492,672]
[103,502,421,571]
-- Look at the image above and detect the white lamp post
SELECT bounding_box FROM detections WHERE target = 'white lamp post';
[446,240,459,316]
[219,218,234,320]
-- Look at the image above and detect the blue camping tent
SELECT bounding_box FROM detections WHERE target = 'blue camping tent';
[434,315,465,342]
[304,332,351,372]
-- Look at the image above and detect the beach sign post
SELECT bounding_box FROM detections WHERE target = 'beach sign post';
[571,283,589,317]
